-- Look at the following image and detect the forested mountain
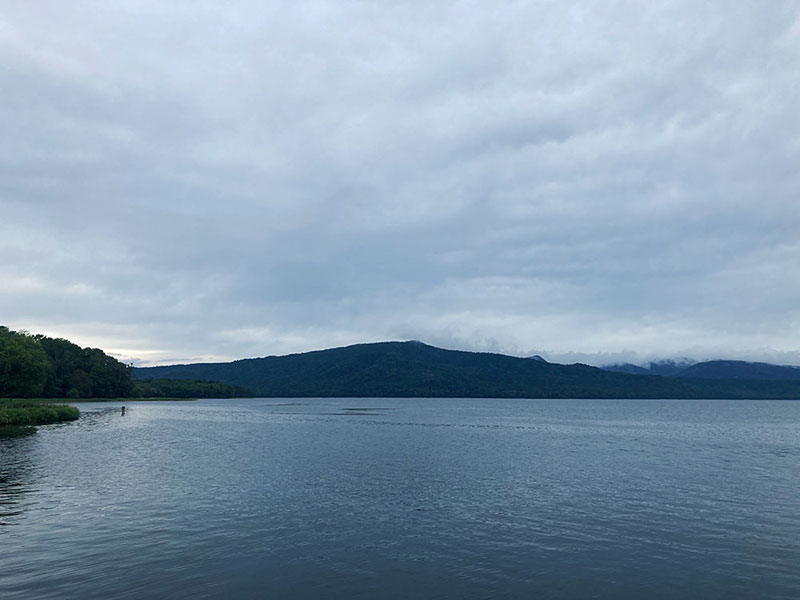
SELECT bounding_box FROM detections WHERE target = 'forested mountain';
[602,363,650,375]
[8,326,800,400]
[602,359,695,376]
[134,341,800,399]
[0,326,134,398]
[677,360,800,380]
[603,359,800,380]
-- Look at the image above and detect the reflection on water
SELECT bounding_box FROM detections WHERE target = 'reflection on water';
[0,426,36,439]
[0,433,36,526]
[0,398,799,599]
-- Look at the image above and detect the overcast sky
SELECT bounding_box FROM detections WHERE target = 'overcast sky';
[1,1,799,366]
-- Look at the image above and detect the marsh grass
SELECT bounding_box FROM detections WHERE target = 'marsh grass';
[0,401,80,426]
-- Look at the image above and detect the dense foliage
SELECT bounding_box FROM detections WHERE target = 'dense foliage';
[0,327,52,397]
[134,341,800,399]
[134,379,252,398]
[0,400,80,426]
[0,326,133,398]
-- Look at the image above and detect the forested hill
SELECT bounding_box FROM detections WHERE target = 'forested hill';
[0,326,252,399]
[603,359,800,380]
[133,341,800,399]
[0,326,133,398]
[679,360,800,380]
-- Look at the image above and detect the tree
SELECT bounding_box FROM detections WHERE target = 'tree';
[0,327,52,397]
[0,326,134,398]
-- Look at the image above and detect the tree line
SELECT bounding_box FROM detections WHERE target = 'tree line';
[1,326,253,399]
[133,378,252,398]
[0,326,134,398]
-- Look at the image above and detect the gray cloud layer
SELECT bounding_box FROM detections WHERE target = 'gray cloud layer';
[2,1,799,365]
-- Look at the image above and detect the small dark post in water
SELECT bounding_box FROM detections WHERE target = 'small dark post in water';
[121,406,126,416]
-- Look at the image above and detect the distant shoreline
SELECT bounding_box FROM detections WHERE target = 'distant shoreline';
[61,397,198,402]
[2,397,198,403]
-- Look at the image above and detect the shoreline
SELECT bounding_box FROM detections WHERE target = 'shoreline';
[0,402,79,427]
[2,397,198,403]
[0,397,198,431]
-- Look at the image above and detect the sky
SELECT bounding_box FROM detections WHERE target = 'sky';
[1,1,799,367]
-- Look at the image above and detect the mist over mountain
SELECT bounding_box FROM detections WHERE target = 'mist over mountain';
[678,360,800,380]
[602,359,800,380]
[603,359,696,377]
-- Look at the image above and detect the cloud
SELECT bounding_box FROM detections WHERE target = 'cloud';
[1,1,799,365]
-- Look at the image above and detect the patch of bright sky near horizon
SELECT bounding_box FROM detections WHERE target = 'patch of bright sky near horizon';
[1,1,799,367]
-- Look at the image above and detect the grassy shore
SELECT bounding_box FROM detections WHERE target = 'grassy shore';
[0,397,197,430]
[0,400,80,426]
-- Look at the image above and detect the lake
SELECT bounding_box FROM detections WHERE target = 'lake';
[1,398,799,599]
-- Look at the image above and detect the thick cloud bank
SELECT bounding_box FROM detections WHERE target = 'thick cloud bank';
[1,1,799,365]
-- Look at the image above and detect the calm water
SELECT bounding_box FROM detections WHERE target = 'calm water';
[1,398,799,599]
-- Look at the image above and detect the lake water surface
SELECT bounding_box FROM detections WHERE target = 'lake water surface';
[1,398,799,599]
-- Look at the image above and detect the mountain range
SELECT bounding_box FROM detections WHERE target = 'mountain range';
[602,359,800,380]
[134,341,800,399]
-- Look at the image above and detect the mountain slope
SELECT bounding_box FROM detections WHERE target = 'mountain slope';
[603,359,800,380]
[676,360,800,380]
[602,363,651,375]
[603,359,695,376]
[134,341,800,399]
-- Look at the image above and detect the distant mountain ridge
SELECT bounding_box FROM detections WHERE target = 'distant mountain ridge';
[602,359,800,380]
[602,359,695,377]
[134,341,800,399]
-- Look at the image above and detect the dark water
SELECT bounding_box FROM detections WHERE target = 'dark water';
[1,399,799,599]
